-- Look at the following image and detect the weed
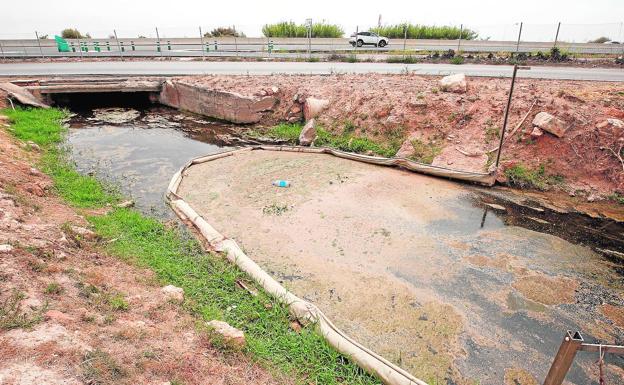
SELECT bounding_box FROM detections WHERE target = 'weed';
[386,55,418,64]
[484,120,500,143]
[28,259,47,272]
[106,293,129,312]
[450,56,464,65]
[262,203,290,216]
[408,139,442,164]
[81,349,126,385]
[346,54,358,63]
[307,56,320,62]
[45,282,64,295]
[0,290,47,330]
[504,164,564,190]
[609,193,624,205]
[265,123,302,141]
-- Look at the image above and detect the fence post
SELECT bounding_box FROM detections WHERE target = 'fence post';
[155,27,163,56]
[34,31,44,58]
[495,64,518,169]
[113,30,123,58]
[457,24,463,52]
[199,26,205,60]
[515,22,523,53]
[403,24,407,59]
[553,22,561,48]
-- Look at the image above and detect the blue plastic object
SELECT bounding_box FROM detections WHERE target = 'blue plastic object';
[272,180,290,188]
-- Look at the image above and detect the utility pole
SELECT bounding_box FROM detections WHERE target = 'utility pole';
[494,64,518,169]
[553,22,561,48]
[515,22,523,53]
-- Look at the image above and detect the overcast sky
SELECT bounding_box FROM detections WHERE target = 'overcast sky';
[2,0,623,41]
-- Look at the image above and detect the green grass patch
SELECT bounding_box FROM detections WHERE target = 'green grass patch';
[386,55,419,64]
[504,163,564,191]
[2,107,118,208]
[450,56,464,65]
[3,107,378,384]
[609,193,624,205]
[408,139,442,164]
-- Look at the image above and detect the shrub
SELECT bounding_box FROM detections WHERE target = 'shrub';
[262,21,343,38]
[203,26,245,38]
[386,55,418,64]
[589,36,611,44]
[450,56,464,65]
[408,139,441,164]
[371,24,477,40]
[61,28,87,39]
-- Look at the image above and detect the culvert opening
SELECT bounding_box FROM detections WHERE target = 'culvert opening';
[49,91,155,111]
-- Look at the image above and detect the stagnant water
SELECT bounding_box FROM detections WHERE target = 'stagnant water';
[65,106,624,385]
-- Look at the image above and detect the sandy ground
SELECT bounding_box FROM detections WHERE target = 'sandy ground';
[179,74,624,197]
[0,123,282,384]
[177,149,624,385]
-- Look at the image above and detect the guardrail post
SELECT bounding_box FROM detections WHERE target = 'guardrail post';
[78,40,83,57]
[515,22,523,53]
[199,26,205,60]
[121,42,125,52]
[131,41,135,51]
[214,40,218,51]
[94,42,101,52]
[106,42,110,51]
[70,42,76,52]
[167,40,171,50]
[35,31,44,58]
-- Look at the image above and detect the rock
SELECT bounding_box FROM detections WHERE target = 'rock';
[270,86,279,94]
[395,138,415,158]
[298,119,317,146]
[530,127,544,139]
[206,320,246,349]
[596,118,624,129]
[485,203,506,211]
[23,183,45,197]
[29,167,41,176]
[161,285,184,302]
[303,97,330,120]
[439,73,467,93]
[116,200,135,208]
[69,226,98,241]
[92,108,140,124]
[287,116,301,123]
[0,244,13,253]
[532,112,567,138]
[25,141,41,152]
[44,310,74,323]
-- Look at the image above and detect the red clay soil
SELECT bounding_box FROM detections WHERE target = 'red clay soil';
[0,125,282,384]
[179,74,624,197]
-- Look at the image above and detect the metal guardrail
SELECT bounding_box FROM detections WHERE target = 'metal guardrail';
[1,37,623,59]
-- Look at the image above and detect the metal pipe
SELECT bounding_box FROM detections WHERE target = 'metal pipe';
[155,27,162,57]
[494,64,518,169]
[543,331,583,385]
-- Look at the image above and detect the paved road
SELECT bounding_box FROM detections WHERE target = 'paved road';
[2,37,623,57]
[1,61,623,81]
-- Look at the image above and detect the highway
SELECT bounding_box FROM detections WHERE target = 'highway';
[1,61,623,81]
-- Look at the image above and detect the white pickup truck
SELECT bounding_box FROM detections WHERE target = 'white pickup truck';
[349,32,389,48]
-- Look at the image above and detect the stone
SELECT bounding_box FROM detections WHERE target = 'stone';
[532,112,567,138]
[0,244,13,253]
[395,138,415,158]
[161,285,184,302]
[44,310,74,323]
[206,320,246,349]
[92,108,140,124]
[439,73,467,93]
[485,203,506,211]
[69,226,98,241]
[23,183,45,197]
[116,200,135,208]
[25,141,41,152]
[303,97,330,120]
[530,127,544,139]
[298,119,317,146]
[596,118,624,129]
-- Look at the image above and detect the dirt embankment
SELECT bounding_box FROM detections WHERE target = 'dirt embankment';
[0,126,280,384]
[178,74,624,198]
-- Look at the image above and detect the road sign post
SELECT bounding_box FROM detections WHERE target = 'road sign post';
[553,22,561,48]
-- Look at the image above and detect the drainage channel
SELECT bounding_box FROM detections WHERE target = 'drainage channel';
[59,101,624,385]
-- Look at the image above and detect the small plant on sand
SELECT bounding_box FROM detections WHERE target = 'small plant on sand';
[450,56,464,65]
[45,282,64,295]
[484,119,500,143]
[408,139,442,164]
[81,349,126,385]
[0,290,47,330]
[504,163,564,190]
